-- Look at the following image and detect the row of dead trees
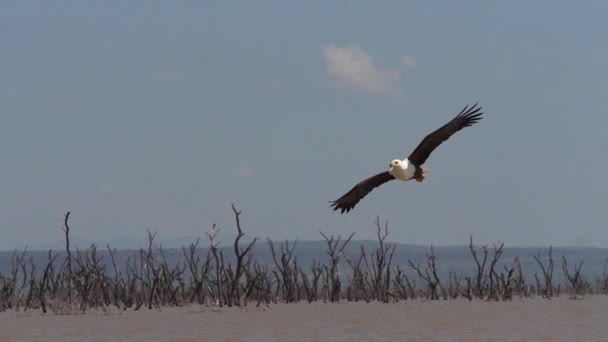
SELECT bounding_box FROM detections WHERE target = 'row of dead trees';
[1,208,608,313]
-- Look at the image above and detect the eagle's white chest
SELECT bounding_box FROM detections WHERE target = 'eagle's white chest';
[389,159,416,181]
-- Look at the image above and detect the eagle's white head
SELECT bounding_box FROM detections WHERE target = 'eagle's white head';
[389,159,407,180]
[389,158,423,181]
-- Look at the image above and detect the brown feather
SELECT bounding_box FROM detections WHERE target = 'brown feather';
[330,171,395,214]
[408,103,483,166]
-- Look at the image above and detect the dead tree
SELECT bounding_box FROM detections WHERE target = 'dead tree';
[182,238,213,305]
[141,230,158,309]
[267,238,299,303]
[62,211,73,306]
[245,261,273,306]
[2,249,28,311]
[533,246,554,299]
[72,243,108,312]
[463,275,473,301]
[447,271,462,299]
[597,259,608,295]
[14,250,30,311]
[408,245,445,300]
[155,243,186,307]
[497,256,519,301]
[38,251,58,312]
[487,242,505,301]
[345,246,371,302]
[205,223,223,306]
[23,259,38,311]
[319,230,355,302]
[107,244,127,308]
[513,256,528,298]
[561,256,585,299]
[126,250,145,310]
[393,265,415,300]
[366,216,396,303]
[300,259,322,303]
[227,204,258,307]
[468,235,489,299]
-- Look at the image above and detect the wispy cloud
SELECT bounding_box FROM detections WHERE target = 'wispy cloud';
[96,183,117,193]
[69,33,122,48]
[400,54,417,68]
[321,44,409,97]
[142,70,194,82]
[237,166,252,178]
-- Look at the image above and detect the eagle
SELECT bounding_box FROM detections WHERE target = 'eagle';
[330,102,484,214]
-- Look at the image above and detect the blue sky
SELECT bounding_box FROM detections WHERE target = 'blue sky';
[1,1,607,250]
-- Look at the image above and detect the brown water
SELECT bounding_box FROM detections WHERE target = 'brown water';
[1,297,607,341]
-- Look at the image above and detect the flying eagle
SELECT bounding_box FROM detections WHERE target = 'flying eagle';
[330,102,484,214]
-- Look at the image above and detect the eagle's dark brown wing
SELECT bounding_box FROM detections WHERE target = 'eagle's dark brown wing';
[330,171,395,214]
[408,103,483,166]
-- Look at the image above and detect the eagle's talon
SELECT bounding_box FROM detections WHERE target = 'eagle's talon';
[416,170,427,182]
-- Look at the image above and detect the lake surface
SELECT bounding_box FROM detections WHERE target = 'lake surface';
[1,297,607,341]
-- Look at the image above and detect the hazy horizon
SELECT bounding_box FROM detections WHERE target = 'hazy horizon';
[4,229,607,253]
[2,1,607,250]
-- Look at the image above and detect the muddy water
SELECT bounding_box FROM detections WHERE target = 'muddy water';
[1,297,607,341]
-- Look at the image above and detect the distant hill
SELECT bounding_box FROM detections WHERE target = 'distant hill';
[8,232,242,251]
[1,239,607,282]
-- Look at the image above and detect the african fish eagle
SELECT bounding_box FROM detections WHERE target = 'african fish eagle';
[330,102,484,214]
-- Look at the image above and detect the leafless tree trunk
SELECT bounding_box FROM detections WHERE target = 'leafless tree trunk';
[366,216,396,303]
[62,211,73,306]
[596,259,608,295]
[300,259,322,303]
[206,223,223,307]
[513,256,528,298]
[227,204,258,307]
[393,265,415,300]
[562,256,585,299]
[469,235,488,299]
[24,259,38,311]
[487,242,505,301]
[345,246,371,302]
[533,246,554,299]
[447,271,462,299]
[38,251,58,313]
[497,256,518,301]
[319,231,354,302]
[409,246,444,300]
[182,238,213,305]
[107,244,126,308]
[267,239,299,303]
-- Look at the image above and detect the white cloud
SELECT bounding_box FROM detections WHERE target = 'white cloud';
[321,44,405,96]
[400,54,417,68]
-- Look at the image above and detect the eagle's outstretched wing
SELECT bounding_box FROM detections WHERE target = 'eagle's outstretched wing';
[330,171,395,214]
[408,103,483,166]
